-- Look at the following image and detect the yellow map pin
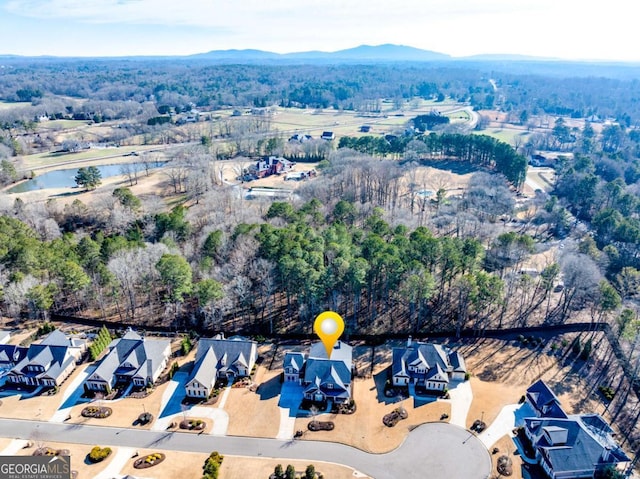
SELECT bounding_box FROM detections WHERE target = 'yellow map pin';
[314,311,345,359]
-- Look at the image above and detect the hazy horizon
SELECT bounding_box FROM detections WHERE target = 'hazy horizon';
[1,0,639,62]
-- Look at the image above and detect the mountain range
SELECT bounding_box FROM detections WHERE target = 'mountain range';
[189,44,452,62]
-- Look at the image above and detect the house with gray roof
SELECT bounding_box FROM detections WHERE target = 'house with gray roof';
[185,334,257,399]
[0,345,27,371]
[523,381,630,479]
[6,330,84,387]
[526,379,568,419]
[283,341,353,405]
[84,330,171,393]
[391,338,466,392]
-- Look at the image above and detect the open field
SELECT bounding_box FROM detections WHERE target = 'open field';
[0,101,31,110]
[17,144,167,172]
[474,127,530,145]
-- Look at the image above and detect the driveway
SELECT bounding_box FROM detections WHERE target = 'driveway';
[50,364,94,423]
[478,402,535,448]
[152,372,229,435]
[0,419,491,479]
[446,380,473,428]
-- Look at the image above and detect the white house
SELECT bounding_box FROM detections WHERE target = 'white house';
[391,338,466,391]
[283,341,353,405]
[84,330,171,393]
[6,330,84,387]
[185,334,257,399]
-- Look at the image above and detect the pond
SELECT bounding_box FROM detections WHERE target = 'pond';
[7,162,166,193]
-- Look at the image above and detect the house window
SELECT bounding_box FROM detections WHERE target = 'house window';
[327,383,333,389]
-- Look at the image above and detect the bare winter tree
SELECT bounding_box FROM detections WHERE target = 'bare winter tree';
[555,253,602,322]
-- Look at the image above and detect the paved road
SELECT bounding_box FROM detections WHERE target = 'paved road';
[0,418,491,479]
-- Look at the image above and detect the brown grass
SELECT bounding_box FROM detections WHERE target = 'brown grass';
[489,434,524,479]
[119,448,209,479]
[14,440,117,479]
[224,367,282,438]
[220,456,370,479]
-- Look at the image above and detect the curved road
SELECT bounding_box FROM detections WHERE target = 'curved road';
[0,419,491,479]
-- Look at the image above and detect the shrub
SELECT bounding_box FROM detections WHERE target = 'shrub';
[305,464,316,479]
[572,338,582,356]
[285,465,296,479]
[88,446,111,463]
[181,336,193,355]
[580,339,592,360]
[37,322,56,338]
[464,372,471,381]
[169,362,179,379]
[599,385,615,401]
[202,451,224,479]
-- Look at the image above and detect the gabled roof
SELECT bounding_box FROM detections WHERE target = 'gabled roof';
[191,336,257,381]
[525,416,630,474]
[526,379,568,419]
[90,333,170,384]
[283,352,305,372]
[0,345,27,366]
[392,340,465,381]
[304,356,351,390]
[188,347,218,389]
[303,361,351,399]
[10,330,77,381]
[449,352,466,372]
[39,329,70,347]
[309,341,351,369]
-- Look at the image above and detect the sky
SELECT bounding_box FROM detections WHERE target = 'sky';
[0,0,639,61]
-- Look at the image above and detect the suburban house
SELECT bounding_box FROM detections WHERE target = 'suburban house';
[525,379,568,419]
[247,156,295,179]
[0,330,10,345]
[185,334,258,399]
[0,345,27,371]
[529,154,557,168]
[283,341,353,405]
[522,380,630,479]
[321,131,335,140]
[391,338,467,391]
[84,330,171,393]
[288,134,313,143]
[6,330,85,387]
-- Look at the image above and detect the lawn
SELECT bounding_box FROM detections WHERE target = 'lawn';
[36,119,90,130]
[20,144,165,171]
[474,128,530,145]
[0,101,31,110]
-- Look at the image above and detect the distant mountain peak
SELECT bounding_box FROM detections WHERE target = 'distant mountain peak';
[190,44,450,63]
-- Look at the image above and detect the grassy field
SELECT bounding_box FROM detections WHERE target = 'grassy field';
[19,144,165,171]
[0,101,31,110]
[37,119,91,130]
[474,128,530,145]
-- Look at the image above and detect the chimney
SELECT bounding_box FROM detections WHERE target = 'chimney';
[407,336,412,347]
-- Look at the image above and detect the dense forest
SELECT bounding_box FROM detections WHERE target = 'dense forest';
[1,55,640,463]
[2,58,640,127]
